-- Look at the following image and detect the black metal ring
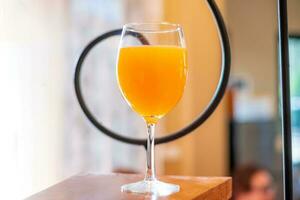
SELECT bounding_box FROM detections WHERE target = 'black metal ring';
[74,0,231,146]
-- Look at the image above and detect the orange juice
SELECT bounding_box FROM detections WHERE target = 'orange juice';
[117,45,187,124]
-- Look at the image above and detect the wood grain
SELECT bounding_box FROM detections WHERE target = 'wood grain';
[25,174,231,200]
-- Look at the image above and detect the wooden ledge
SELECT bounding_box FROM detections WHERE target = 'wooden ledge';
[26,174,232,200]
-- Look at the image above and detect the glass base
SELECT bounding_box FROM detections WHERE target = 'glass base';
[121,179,180,196]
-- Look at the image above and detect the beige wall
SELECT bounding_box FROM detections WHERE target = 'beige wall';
[160,0,290,176]
[227,0,278,99]
[288,0,300,33]
[160,0,229,176]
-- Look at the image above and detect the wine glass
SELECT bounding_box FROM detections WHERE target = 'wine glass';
[116,22,187,196]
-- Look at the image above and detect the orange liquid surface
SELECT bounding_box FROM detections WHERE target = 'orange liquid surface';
[117,46,187,123]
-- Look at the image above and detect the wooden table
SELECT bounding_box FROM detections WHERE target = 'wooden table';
[26,174,232,200]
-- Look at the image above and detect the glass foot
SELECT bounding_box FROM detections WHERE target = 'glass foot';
[121,179,180,196]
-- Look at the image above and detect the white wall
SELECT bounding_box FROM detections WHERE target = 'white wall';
[0,0,67,198]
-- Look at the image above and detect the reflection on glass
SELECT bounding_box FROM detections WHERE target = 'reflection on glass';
[288,36,300,198]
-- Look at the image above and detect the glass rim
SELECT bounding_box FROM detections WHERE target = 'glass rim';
[123,22,182,33]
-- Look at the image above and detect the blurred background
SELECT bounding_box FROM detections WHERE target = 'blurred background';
[1,0,300,199]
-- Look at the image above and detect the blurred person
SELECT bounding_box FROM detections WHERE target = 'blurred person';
[233,164,275,200]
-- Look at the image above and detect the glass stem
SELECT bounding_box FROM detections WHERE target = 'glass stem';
[145,123,156,181]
